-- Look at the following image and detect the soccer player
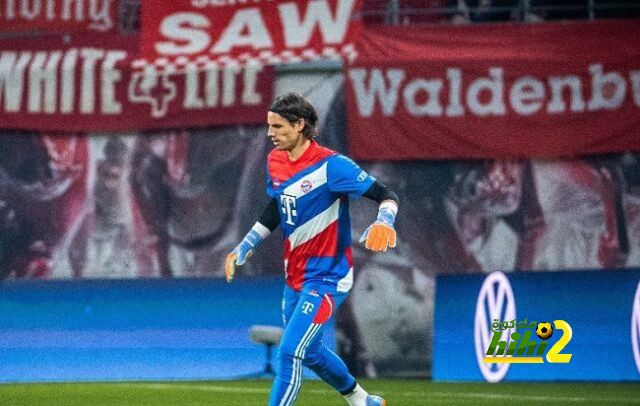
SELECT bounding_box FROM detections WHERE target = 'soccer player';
[225,93,398,406]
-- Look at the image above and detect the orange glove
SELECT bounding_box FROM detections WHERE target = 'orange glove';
[225,253,238,283]
[359,201,398,252]
[225,251,253,283]
[360,222,397,252]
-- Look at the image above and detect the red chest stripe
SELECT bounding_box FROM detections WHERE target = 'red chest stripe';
[268,141,335,185]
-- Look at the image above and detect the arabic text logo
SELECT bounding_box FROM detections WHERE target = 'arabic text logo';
[483,319,572,364]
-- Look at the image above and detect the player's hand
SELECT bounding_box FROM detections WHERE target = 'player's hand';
[225,246,254,283]
[359,201,398,252]
[359,222,396,252]
[225,227,265,283]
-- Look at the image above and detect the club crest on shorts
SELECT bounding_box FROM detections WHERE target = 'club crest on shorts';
[301,301,315,315]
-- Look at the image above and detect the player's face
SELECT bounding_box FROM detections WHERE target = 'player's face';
[267,112,305,152]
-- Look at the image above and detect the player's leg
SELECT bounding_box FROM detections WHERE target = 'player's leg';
[302,292,386,406]
[268,286,326,406]
[301,291,354,392]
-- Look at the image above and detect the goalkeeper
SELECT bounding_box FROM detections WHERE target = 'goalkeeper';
[225,93,397,406]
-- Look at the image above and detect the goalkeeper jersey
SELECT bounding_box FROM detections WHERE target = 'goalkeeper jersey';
[267,141,375,292]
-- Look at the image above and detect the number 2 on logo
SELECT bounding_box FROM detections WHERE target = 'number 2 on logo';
[546,320,573,363]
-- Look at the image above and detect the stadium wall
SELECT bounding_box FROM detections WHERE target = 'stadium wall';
[0,276,340,383]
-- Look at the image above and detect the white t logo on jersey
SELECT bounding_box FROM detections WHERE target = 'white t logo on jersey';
[280,194,297,225]
[301,301,315,315]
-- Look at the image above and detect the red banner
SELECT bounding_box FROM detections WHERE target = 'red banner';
[0,0,118,33]
[0,34,274,132]
[141,0,361,63]
[344,19,640,160]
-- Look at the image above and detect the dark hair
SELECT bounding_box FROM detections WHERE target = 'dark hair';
[269,93,318,139]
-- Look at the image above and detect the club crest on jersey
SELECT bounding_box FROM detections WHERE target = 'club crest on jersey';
[300,179,313,194]
[357,171,368,182]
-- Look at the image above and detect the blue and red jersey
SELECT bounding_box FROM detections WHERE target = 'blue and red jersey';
[267,141,374,292]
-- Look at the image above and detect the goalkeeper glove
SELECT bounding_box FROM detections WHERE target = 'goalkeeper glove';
[225,223,270,282]
[359,201,398,252]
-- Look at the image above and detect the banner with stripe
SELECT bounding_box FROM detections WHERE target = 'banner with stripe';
[0,0,118,33]
[0,34,274,132]
[344,19,640,160]
[140,0,361,65]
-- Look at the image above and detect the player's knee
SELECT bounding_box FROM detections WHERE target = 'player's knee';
[302,354,320,367]
[301,346,324,367]
[277,341,301,361]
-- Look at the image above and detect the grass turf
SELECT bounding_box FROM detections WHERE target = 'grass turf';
[1,379,639,405]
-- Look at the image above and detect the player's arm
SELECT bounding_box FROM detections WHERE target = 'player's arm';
[225,199,280,282]
[359,181,399,252]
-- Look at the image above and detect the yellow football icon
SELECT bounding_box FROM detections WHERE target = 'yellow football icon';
[536,322,554,340]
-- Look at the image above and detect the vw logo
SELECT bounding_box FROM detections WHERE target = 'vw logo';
[474,271,516,383]
[631,279,640,376]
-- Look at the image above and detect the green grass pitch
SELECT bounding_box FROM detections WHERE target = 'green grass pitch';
[1,379,639,405]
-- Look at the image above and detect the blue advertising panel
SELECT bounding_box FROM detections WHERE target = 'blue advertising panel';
[0,277,335,383]
[433,270,640,381]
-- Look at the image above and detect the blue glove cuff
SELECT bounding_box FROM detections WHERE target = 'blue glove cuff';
[376,202,398,226]
[235,229,263,257]
[244,229,263,248]
[233,223,270,264]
